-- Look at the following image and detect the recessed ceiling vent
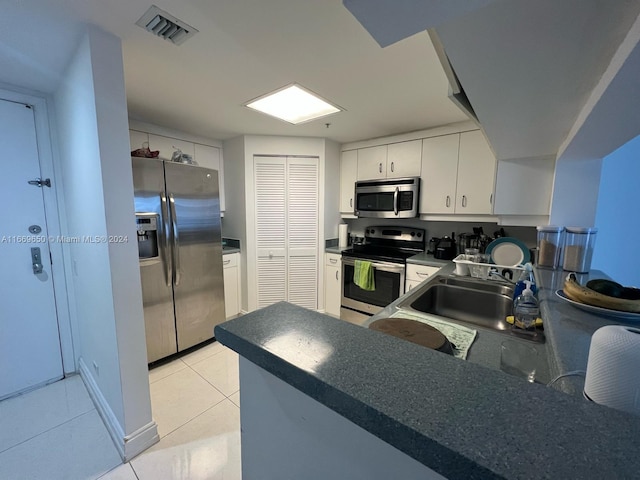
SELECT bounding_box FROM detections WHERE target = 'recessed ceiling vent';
[136,5,198,46]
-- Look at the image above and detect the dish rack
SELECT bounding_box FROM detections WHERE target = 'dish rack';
[452,254,526,280]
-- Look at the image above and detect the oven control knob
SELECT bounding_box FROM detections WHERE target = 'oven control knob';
[410,231,415,237]
[370,229,375,234]
[417,232,422,238]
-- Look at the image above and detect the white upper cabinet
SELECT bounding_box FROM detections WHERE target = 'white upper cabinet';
[340,150,358,214]
[456,130,496,214]
[194,144,226,213]
[148,134,195,161]
[357,145,387,180]
[386,140,422,178]
[419,130,496,215]
[420,135,460,214]
[356,141,422,181]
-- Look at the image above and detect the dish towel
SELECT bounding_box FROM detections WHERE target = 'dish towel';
[354,260,375,291]
[390,310,477,360]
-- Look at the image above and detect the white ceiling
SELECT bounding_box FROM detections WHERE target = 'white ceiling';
[0,0,469,144]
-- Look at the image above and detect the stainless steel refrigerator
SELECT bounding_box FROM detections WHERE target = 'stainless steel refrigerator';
[132,157,225,363]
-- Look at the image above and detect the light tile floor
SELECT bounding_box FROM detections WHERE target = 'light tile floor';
[0,341,241,480]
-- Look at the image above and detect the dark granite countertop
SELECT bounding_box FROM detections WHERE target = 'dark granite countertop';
[534,268,638,395]
[406,252,451,268]
[216,301,640,479]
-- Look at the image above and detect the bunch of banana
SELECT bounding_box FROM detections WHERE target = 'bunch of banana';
[563,273,640,313]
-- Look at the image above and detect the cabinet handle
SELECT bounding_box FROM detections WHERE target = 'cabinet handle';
[335,270,339,280]
[417,272,430,277]
[378,162,383,173]
[350,198,353,208]
[446,195,451,208]
[330,258,337,264]
[223,259,231,265]
[391,161,395,172]
[462,195,467,208]
[490,193,493,205]
[408,283,413,291]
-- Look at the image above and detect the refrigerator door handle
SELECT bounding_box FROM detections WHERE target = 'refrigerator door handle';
[160,193,172,287]
[169,193,181,286]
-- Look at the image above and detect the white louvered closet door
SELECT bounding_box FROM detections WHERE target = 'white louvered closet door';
[255,157,287,308]
[287,158,319,310]
[254,155,319,310]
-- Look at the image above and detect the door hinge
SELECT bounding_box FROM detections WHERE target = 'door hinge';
[28,178,51,188]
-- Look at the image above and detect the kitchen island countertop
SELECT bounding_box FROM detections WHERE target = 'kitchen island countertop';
[215,297,640,479]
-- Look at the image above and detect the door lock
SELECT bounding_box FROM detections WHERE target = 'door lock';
[31,247,43,274]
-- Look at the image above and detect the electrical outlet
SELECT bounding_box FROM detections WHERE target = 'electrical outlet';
[92,361,99,376]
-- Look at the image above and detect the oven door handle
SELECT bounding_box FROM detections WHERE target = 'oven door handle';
[342,257,405,273]
[393,187,399,216]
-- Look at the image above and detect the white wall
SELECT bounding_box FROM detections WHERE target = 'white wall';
[324,140,342,240]
[223,135,333,313]
[591,135,640,285]
[221,136,247,311]
[53,26,156,460]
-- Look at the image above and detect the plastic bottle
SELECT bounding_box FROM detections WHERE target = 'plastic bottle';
[513,281,540,329]
[513,262,536,300]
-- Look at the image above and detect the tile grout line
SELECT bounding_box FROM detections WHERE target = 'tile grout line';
[154,395,230,440]
[0,408,96,455]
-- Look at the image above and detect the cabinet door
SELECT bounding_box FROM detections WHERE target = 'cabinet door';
[148,134,195,162]
[387,140,422,178]
[223,256,239,318]
[406,263,440,282]
[419,135,459,214]
[456,130,496,214]
[194,143,226,213]
[287,158,319,310]
[405,279,423,293]
[255,157,287,308]
[324,260,341,317]
[129,130,149,152]
[356,145,387,180]
[340,150,358,213]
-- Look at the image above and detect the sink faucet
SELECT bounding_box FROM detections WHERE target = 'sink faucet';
[488,270,516,284]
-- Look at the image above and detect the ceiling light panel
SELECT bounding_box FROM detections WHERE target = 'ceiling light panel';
[246,84,342,124]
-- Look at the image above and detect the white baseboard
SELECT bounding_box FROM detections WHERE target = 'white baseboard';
[79,358,159,461]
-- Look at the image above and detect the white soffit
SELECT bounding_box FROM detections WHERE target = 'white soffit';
[343,0,498,47]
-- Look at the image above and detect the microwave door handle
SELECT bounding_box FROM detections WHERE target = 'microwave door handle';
[393,187,399,216]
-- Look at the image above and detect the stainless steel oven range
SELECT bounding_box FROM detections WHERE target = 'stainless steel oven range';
[340,226,425,323]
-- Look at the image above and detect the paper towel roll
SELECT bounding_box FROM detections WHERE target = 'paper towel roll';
[338,224,349,248]
[584,325,640,416]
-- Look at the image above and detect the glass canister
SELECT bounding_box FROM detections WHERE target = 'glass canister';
[562,227,598,273]
[536,225,564,269]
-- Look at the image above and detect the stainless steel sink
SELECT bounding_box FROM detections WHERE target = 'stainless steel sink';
[397,275,544,343]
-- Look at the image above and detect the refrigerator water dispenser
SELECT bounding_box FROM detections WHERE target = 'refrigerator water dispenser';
[136,213,159,260]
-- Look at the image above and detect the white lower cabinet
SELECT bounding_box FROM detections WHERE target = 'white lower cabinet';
[223,253,241,318]
[405,263,440,291]
[324,253,342,317]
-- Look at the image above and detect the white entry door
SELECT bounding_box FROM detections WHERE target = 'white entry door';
[0,98,63,400]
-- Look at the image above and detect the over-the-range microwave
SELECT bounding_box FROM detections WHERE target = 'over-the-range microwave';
[354,177,420,218]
